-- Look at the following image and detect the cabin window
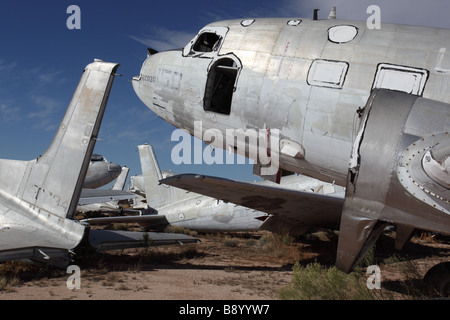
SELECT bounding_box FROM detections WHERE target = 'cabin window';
[241,19,255,27]
[307,59,349,89]
[90,154,104,162]
[204,58,239,115]
[287,19,302,26]
[328,25,358,44]
[372,63,428,95]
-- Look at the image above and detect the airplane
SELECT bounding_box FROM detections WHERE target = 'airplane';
[78,157,136,213]
[83,144,345,234]
[0,60,198,267]
[78,166,138,215]
[83,154,122,189]
[131,10,450,273]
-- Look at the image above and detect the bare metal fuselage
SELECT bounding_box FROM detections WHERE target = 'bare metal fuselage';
[134,18,450,185]
[133,18,450,271]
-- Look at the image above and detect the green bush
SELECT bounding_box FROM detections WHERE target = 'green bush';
[279,262,377,300]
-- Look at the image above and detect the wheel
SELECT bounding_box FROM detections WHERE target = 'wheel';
[424,262,450,297]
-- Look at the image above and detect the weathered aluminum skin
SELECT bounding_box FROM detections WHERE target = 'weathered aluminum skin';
[133,17,450,271]
[133,18,450,184]
[0,60,119,263]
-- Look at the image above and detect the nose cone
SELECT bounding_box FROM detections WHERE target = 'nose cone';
[108,162,122,176]
[84,161,122,189]
[133,50,207,131]
[132,55,159,116]
[108,162,122,180]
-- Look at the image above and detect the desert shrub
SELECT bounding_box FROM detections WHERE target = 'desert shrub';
[279,262,377,300]
[257,233,296,258]
[223,237,239,247]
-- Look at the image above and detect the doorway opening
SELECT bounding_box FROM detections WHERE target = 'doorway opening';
[204,58,239,115]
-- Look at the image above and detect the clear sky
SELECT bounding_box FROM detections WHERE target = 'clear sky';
[1,0,449,187]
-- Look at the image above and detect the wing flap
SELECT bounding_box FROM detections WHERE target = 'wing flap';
[161,174,344,235]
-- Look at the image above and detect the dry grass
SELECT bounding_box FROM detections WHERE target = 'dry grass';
[0,230,447,300]
[0,261,66,292]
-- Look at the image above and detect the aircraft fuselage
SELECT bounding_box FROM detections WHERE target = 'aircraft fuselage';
[133,17,450,271]
[133,18,450,185]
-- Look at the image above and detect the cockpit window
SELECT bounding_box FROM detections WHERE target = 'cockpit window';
[193,32,221,52]
[91,154,104,162]
[183,26,229,57]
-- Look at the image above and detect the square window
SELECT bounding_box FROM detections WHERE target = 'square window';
[372,64,428,95]
[307,60,349,89]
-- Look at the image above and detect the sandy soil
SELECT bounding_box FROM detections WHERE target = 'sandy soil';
[0,231,449,300]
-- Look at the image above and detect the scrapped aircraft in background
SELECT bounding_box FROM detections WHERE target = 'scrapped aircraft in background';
[83,144,268,231]
[78,166,137,215]
[83,154,122,189]
[83,144,345,233]
[0,60,198,267]
[132,11,450,272]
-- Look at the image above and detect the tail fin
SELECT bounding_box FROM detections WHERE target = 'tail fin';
[112,167,130,190]
[137,144,190,209]
[0,60,119,220]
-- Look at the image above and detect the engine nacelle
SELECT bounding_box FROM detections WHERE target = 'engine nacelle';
[337,89,450,272]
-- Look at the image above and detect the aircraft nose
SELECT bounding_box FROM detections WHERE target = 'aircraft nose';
[132,52,171,118]
[132,50,192,125]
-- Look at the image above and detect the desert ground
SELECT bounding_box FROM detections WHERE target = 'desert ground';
[0,229,449,300]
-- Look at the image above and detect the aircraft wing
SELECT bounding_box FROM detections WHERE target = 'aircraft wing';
[160,174,344,235]
[81,214,169,229]
[88,229,199,251]
[79,189,136,205]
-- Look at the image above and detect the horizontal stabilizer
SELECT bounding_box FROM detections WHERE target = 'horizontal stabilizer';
[160,174,344,235]
[0,247,71,267]
[88,229,200,251]
[81,214,169,228]
[79,189,135,205]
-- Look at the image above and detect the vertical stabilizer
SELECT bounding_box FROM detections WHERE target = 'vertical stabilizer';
[0,60,119,259]
[138,144,190,209]
[138,144,166,209]
[25,60,119,219]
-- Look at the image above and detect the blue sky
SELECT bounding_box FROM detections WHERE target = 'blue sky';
[1,0,449,187]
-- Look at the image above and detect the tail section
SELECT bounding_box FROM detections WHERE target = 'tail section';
[0,60,119,260]
[137,144,190,209]
[0,60,119,220]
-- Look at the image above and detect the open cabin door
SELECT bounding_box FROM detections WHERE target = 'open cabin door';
[204,57,241,115]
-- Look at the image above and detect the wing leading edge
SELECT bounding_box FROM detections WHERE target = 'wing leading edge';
[160,174,344,235]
